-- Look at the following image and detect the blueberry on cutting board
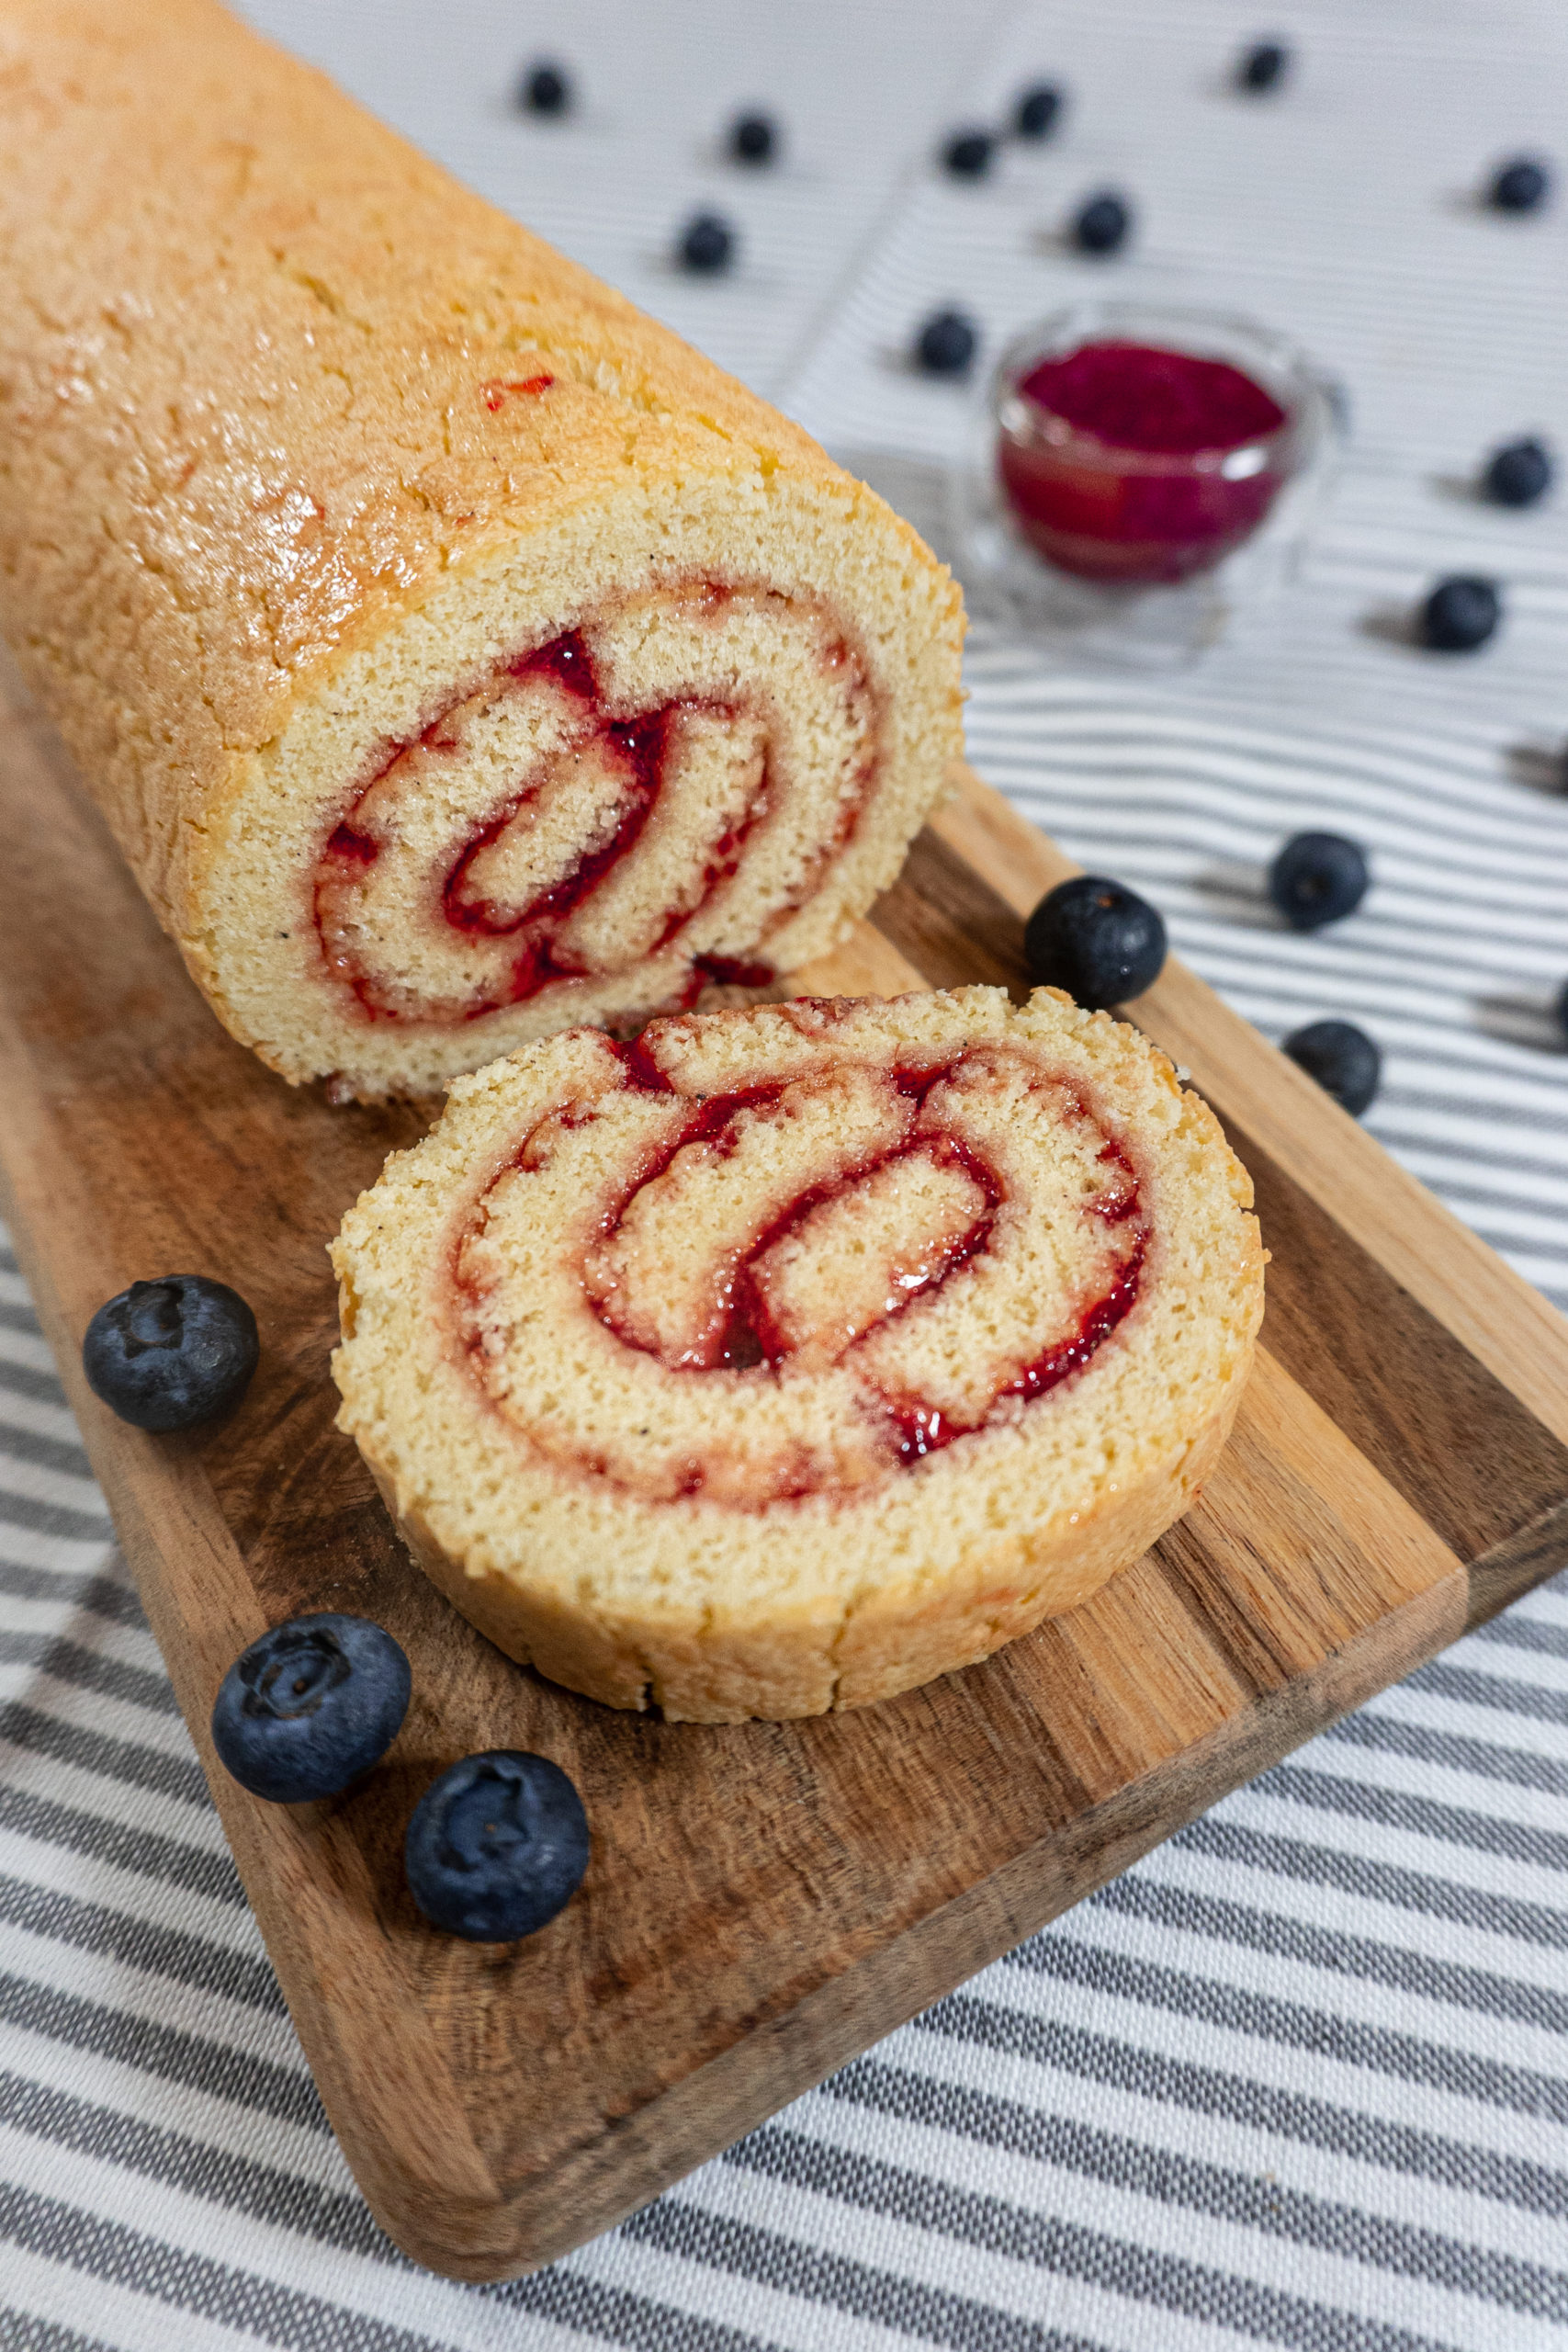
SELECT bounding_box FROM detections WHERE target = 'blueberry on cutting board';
[211,1615,412,1804]
[1269,832,1370,931]
[406,1751,590,1941]
[83,1274,258,1431]
[1283,1019,1381,1117]
[1025,876,1168,1011]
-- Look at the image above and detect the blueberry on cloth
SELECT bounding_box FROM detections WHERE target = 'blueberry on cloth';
[211,1615,412,1804]
[942,129,995,180]
[1483,437,1553,507]
[405,1751,590,1941]
[730,110,777,165]
[520,61,571,116]
[1283,1019,1381,1117]
[1419,574,1501,651]
[1489,156,1551,213]
[82,1274,258,1433]
[1024,876,1168,1011]
[1268,832,1370,931]
[1071,189,1132,255]
[1014,84,1063,140]
[1237,40,1290,91]
[914,309,977,377]
[678,210,736,273]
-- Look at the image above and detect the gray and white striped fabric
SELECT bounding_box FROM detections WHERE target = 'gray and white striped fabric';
[8,1227,1568,2349]
[7,0,1568,2345]
[784,0,1568,1314]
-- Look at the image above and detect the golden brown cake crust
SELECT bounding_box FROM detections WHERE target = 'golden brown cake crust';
[332,988,1267,1722]
[0,0,964,1089]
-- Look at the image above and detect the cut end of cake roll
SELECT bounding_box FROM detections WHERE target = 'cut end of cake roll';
[220,502,962,1101]
[331,987,1266,1722]
[0,0,964,1101]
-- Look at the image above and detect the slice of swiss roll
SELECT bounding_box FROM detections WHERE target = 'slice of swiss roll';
[0,0,964,1097]
[332,989,1267,1721]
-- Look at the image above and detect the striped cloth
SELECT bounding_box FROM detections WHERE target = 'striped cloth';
[8,1227,1568,2349]
[784,0,1568,1313]
[7,0,1568,2345]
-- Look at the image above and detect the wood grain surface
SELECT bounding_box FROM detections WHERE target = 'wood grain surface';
[4,662,1566,2279]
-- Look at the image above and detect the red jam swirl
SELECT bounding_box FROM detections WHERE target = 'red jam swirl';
[998,339,1292,584]
[595,1057,1009,1391]
[456,1039,1147,1501]
[313,599,874,1027]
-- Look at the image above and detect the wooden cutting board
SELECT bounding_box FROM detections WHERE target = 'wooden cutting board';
[5,661,1568,2282]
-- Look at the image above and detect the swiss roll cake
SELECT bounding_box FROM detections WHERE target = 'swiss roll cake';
[0,0,964,1097]
[331,989,1267,1722]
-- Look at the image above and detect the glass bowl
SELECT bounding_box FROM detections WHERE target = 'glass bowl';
[953,300,1338,667]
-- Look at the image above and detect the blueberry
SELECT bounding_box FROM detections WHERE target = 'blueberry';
[211,1614,411,1804]
[1237,40,1291,92]
[942,129,995,181]
[405,1750,589,1941]
[1419,574,1501,651]
[729,110,777,166]
[82,1275,258,1433]
[1282,1019,1381,1117]
[678,210,736,274]
[1483,436,1553,507]
[1071,189,1132,256]
[1268,831,1371,931]
[520,60,571,117]
[1014,84,1063,140]
[1489,156,1551,213]
[1024,876,1168,1011]
[914,308,977,378]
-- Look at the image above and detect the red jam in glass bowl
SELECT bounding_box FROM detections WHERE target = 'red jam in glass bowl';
[996,330,1305,585]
